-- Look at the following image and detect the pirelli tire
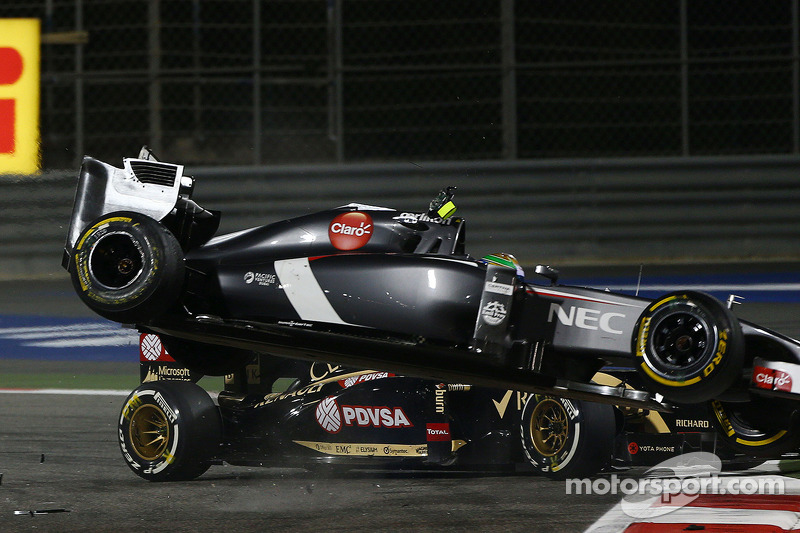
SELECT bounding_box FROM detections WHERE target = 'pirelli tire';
[710,397,800,457]
[520,394,615,480]
[70,211,184,323]
[633,291,744,404]
[119,381,221,482]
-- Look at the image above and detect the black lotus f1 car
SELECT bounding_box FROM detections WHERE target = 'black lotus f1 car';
[124,332,729,481]
[63,149,800,477]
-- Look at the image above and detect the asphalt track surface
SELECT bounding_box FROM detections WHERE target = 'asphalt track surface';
[2,265,800,532]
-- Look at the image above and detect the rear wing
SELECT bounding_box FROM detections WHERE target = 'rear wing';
[62,148,194,271]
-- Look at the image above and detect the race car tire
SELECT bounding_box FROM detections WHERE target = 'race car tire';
[119,381,221,481]
[160,336,256,376]
[709,397,800,457]
[633,291,744,404]
[520,395,615,480]
[70,211,184,323]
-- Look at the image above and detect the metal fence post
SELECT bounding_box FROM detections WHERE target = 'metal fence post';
[501,0,517,160]
[75,0,84,165]
[680,0,689,156]
[148,0,162,155]
[253,0,262,165]
[327,0,344,162]
[792,0,799,153]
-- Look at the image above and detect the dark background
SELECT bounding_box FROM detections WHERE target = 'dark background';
[2,0,798,169]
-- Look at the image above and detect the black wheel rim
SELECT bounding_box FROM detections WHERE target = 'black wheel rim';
[89,232,145,290]
[647,307,714,376]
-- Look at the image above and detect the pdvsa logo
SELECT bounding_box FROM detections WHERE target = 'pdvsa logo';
[329,211,373,250]
[0,19,40,174]
[314,395,413,433]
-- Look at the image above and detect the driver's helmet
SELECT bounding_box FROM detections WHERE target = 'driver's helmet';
[480,253,525,278]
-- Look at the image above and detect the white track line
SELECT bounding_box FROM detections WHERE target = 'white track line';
[0,388,130,396]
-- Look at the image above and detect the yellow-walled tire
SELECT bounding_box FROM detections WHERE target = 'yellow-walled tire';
[633,291,743,403]
[70,211,184,323]
[710,397,800,458]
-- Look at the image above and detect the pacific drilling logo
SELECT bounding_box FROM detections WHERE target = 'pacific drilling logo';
[328,211,373,250]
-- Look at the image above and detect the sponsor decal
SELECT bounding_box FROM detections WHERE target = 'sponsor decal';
[142,363,195,383]
[426,423,451,441]
[139,333,175,362]
[277,320,313,328]
[485,281,514,296]
[293,440,428,457]
[548,303,626,335]
[628,442,639,455]
[310,362,341,382]
[154,392,178,423]
[316,396,342,434]
[338,371,394,389]
[675,419,710,429]
[481,301,507,326]
[753,365,793,392]
[394,212,455,226]
[435,387,446,414]
[0,19,40,174]
[244,271,276,286]
[314,396,413,432]
[329,211,373,250]
[632,444,676,453]
[255,382,324,408]
[342,405,412,429]
[562,398,579,420]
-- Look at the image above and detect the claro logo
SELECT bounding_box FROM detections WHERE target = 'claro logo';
[548,303,626,335]
[753,365,793,392]
[328,211,373,250]
[0,19,40,174]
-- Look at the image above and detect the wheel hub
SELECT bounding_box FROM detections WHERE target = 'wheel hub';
[530,399,569,457]
[128,404,170,461]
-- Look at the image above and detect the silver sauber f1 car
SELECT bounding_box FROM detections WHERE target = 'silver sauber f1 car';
[62,149,800,479]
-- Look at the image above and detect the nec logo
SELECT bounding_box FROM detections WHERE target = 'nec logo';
[548,303,626,335]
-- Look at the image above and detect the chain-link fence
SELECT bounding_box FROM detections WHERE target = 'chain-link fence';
[2,0,799,169]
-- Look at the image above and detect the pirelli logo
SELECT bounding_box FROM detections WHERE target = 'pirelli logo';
[0,19,40,174]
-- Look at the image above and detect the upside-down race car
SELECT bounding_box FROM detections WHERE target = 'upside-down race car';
[62,149,800,479]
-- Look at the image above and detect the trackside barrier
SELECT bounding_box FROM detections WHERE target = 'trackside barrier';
[3,155,800,278]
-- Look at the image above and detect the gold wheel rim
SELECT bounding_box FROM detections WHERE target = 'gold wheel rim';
[129,404,170,461]
[529,398,569,457]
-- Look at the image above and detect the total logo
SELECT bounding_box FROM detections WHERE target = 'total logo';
[329,211,373,250]
[426,423,451,442]
[315,396,413,433]
[753,365,793,392]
